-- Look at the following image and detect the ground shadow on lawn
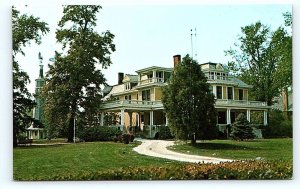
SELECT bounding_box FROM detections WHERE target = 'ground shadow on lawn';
[16,144,68,149]
[191,142,255,150]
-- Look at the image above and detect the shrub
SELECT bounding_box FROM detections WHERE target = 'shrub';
[113,134,135,144]
[158,126,174,139]
[231,113,255,141]
[77,126,122,142]
[262,110,293,138]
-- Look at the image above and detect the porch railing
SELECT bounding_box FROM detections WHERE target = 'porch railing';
[101,100,163,109]
[102,99,267,110]
[138,77,164,85]
[216,99,267,107]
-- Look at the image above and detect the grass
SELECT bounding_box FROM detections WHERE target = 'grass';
[169,138,293,161]
[14,138,293,180]
[13,141,184,180]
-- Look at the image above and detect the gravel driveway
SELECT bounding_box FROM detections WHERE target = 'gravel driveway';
[133,139,233,164]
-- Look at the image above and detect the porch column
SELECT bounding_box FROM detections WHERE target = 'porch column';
[226,109,231,124]
[246,109,251,122]
[150,111,154,126]
[153,70,156,82]
[137,113,140,127]
[37,130,40,139]
[165,115,169,126]
[120,109,125,131]
[263,110,268,125]
[232,87,235,100]
[128,112,133,126]
[100,112,104,126]
[150,111,154,138]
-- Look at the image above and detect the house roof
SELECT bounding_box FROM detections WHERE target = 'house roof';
[231,77,253,88]
[103,84,125,100]
[123,74,138,83]
[135,66,173,73]
[103,85,113,94]
[200,62,230,72]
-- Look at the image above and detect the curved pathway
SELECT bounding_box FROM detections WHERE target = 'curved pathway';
[133,139,233,164]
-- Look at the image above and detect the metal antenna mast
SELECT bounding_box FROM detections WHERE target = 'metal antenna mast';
[194,28,197,59]
[190,29,193,59]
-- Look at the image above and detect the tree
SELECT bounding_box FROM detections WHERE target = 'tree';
[230,113,255,141]
[225,14,292,107]
[273,12,292,113]
[162,55,217,146]
[42,5,115,142]
[12,6,49,147]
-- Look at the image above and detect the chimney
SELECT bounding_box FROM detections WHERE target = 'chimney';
[173,55,181,67]
[118,72,124,85]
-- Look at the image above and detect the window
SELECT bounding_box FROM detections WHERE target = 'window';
[156,71,162,78]
[125,82,131,90]
[239,89,244,100]
[142,90,151,101]
[210,72,215,80]
[217,86,222,99]
[227,87,233,100]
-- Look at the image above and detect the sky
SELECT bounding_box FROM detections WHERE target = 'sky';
[14,3,291,94]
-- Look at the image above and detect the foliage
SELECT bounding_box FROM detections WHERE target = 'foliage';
[14,160,292,180]
[162,55,217,145]
[230,113,255,141]
[12,6,49,147]
[157,126,174,140]
[77,126,121,142]
[42,5,115,142]
[262,110,292,138]
[225,15,292,106]
[104,112,120,125]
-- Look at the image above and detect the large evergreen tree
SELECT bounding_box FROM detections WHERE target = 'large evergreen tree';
[12,6,49,147]
[162,55,217,146]
[42,5,115,142]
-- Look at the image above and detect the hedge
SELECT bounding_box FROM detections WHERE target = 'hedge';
[158,126,174,140]
[18,160,292,180]
[77,126,122,142]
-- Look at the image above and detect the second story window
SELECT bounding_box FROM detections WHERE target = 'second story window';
[217,86,222,99]
[227,87,233,100]
[142,89,151,101]
[125,95,131,103]
[209,72,215,80]
[239,89,244,100]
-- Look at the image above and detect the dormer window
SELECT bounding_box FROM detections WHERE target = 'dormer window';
[125,82,131,90]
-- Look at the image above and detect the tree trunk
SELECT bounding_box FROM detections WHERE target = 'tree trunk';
[67,116,75,142]
[13,125,18,148]
[191,132,196,146]
[282,87,289,119]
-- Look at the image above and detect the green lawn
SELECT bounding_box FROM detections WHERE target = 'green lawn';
[169,138,293,161]
[13,141,183,180]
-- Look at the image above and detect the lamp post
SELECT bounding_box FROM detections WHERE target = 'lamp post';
[73,116,76,143]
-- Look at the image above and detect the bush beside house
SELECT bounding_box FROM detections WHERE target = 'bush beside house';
[77,126,122,142]
[230,113,255,141]
[157,126,174,140]
[262,110,292,138]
